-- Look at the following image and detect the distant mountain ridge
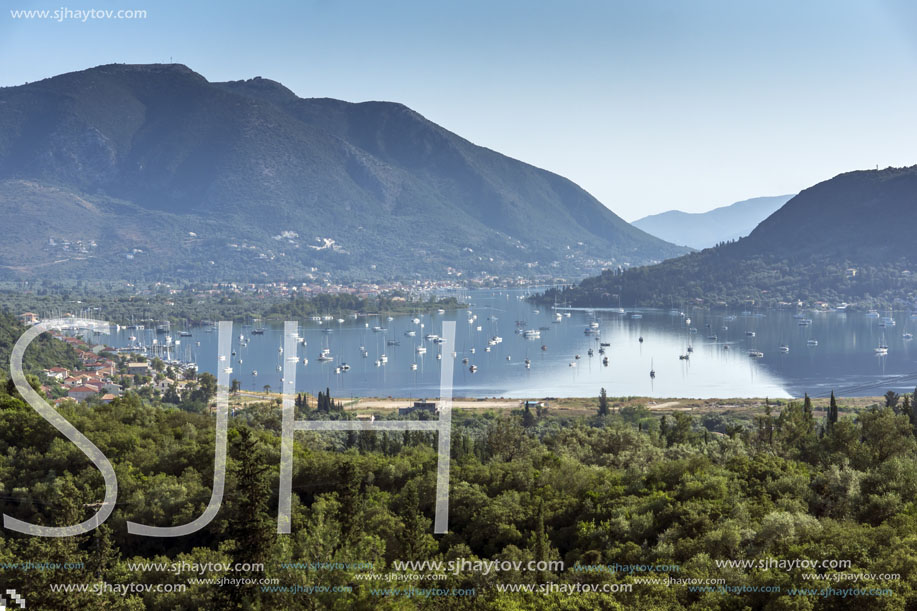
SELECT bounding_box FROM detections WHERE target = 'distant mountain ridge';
[544,167,917,309]
[632,195,794,249]
[0,63,687,281]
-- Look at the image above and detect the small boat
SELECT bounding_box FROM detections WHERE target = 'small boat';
[251,370,258,376]
[462,357,469,364]
[541,345,548,351]
[569,361,577,367]
[587,348,594,357]
[874,346,888,355]
[638,336,644,343]
[223,367,233,374]
[437,354,442,360]
[779,345,790,353]
[410,363,418,370]
[798,319,812,326]
[405,330,416,337]
[748,350,764,358]
[745,331,756,337]
[575,354,581,360]
[689,328,697,334]
[686,346,693,353]
[380,354,388,363]
[679,354,689,360]
[302,358,309,366]
[904,333,914,340]
[807,339,818,346]
[485,347,491,352]
[387,339,400,346]
[469,365,478,373]
[180,331,192,337]
[602,357,608,366]
[866,310,880,318]
[707,335,717,341]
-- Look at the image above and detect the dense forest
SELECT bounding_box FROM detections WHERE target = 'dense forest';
[2,314,917,608]
[541,251,917,310]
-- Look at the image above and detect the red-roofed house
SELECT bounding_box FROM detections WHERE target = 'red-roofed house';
[19,312,39,325]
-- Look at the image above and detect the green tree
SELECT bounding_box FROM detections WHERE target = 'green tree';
[598,387,609,416]
[885,390,901,410]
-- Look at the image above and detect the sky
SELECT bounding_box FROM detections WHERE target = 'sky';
[1,0,916,221]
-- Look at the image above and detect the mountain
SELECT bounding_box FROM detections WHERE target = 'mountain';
[544,167,917,309]
[0,63,687,282]
[632,195,794,250]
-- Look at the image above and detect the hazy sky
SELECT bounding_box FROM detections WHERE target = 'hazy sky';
[2,0,916,221]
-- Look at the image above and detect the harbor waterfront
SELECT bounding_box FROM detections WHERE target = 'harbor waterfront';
[96,290,917,399]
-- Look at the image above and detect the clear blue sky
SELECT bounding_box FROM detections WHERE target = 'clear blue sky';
[2,0,916,220]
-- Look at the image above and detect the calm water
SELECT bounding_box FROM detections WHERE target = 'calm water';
[103,291,917,399]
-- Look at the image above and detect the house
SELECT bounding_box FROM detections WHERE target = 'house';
[44,367,70,380]
[68,386,99,402]
[18,312,39,325]
[398,400,437,416]
[101,383,122,396]
[127,362,150,376]
[100,394,118,404]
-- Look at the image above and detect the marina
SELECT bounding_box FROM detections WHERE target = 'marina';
[82,290,917,399]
